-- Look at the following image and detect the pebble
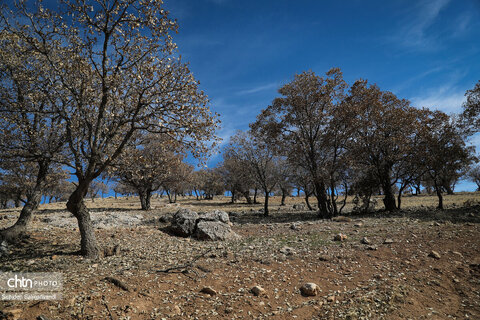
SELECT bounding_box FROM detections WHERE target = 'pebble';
[300,283,320,296]
[200,287,217,296]
[361,237,371,244]
[251,285,266,296]
[428,250,441,259]
[334,233,348,241]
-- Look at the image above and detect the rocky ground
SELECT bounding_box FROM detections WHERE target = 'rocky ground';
[0,196,479,320]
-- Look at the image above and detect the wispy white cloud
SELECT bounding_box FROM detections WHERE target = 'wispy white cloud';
[236,82,278,95]
[411,84,466,114]
[389,0,451,51]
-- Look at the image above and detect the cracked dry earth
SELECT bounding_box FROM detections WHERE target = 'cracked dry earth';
[1,205,480,320]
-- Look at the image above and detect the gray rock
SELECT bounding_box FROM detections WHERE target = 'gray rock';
[0,240,8,257]
[198,210,230,224]
[170,209,199,237]
[195,221,238,241]
[300,283,320,296]
[428,250,441,259]
[293,204,305,210]
[361,237,371,245]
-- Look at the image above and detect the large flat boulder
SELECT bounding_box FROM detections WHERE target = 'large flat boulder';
[195,220,238,241]
[168,208,239,241]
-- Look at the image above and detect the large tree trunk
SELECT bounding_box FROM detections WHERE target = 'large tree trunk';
[0,161,48,242]
[397,184,407,210]
[230,190,235,203]
[66,181,99,259]
[253,188,259,204]
[305,194,313,211]
[314,180,330,218]
[434,184,444,210]
[381,178,396,212]
[280,189,287,206]
[242,191,253,204]
[329,181,338,217]
[139,189,152,210]
[263,191,269,216]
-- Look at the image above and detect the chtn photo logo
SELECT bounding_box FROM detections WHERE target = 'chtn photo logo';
[7,275,33,289]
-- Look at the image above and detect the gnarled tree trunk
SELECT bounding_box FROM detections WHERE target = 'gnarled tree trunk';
[66,181,99,259]
[139,188,152,210]
[314,180,330,218]
[0,161,48,242]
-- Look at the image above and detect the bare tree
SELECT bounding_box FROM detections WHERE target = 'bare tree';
[347,80,418,212]
[219,148,255,204]
[86,181,108,203]
[419,111,474,209]
[0,23,66,241]
[467,165,480,191]
[252,69,349,218]
[3,1,219,258]
[461,80,480,134]
[107,135,183,210]
[228,131,279,216]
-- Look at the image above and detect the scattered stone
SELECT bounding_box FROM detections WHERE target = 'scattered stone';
[279,247,295,255]
[37,315,51,320]
[318,255,330,261]
[383,238,394,244]
[103,244,120,257]
[361,237,371,245]
[300,283,320,296]
[332,216,352,222]
[428,250,441,259]
[366,245,378,251]
[327,295,336,303]
[290,223,300,230]
[200,286,217,296]
[354,222,364,227]
[452,251,463,258]
[293,204,305,210]
[251,285,266,296]
[334,233,348,241]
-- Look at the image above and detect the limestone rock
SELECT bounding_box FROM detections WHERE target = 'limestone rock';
[195,221,238,241]
[428,250,441,259]
[361,237,371,245]
[200,286,217,296]
[334,233,348,241]
[332,216,352,222]
[300,283,320,296]
[170,209,198,237]
[293,203,305,210]
[198,210,230,224]
[251,285,266,296]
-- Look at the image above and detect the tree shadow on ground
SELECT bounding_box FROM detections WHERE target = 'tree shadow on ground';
[350,205,480,224]
[179,200,259,209]
[35,207,142,215]
[0,236,78,271]
[227,205,480,225]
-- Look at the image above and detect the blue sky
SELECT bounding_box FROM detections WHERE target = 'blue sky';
[163,0,480,191]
